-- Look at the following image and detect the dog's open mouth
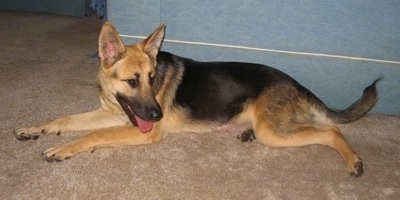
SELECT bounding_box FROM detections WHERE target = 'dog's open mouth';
[116,96,153,133]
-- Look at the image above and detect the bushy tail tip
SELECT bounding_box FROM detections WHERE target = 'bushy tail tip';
[329,76,382,124]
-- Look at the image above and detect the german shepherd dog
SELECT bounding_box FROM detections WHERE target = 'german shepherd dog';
[14,22,380,177]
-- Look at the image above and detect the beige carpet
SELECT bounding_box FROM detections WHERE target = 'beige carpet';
[1,11,399,200]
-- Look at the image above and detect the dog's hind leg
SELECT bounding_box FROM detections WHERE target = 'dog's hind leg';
[42,125,162,162]
[248,84,363,177]
[253,121,363,177]
[14,108,127,140]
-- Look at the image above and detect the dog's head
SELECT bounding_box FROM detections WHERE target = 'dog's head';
[98,22,165,133]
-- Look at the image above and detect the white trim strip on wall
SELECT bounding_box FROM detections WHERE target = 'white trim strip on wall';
[120,34,400,65]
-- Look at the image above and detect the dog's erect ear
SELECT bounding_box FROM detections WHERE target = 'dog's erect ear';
[98,22,125,66]
[140,24,166,59]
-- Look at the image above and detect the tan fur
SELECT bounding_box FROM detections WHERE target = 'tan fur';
[14,22,367,177]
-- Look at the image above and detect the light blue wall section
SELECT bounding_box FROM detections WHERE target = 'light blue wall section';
[108,0,400,115]
[107,0,161,36]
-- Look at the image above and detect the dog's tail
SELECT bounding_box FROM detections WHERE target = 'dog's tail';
[326,76,382,124]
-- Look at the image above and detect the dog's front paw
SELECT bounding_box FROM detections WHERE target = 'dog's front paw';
[14,127,43,141]
[14,126,61,141]
[42,142,93,162]
[42,146,74,162]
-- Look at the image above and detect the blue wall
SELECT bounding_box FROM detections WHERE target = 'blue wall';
[108,0,400,115]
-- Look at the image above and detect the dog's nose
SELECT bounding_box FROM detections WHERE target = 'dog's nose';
[148,109,162,121]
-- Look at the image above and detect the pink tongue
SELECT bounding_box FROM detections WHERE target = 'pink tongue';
[135,115,153,133]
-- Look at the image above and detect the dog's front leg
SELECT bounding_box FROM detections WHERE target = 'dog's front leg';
[14,108,127,140]
[42,125,161,162]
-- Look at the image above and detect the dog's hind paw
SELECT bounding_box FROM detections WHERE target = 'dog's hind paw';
[349,159,364,177]
[237,129,256,142]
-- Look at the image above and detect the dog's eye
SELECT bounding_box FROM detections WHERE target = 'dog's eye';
[149,73,156,85]
[126,79,139,88]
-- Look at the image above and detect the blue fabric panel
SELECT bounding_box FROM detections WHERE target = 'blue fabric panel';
[107,0,400,115]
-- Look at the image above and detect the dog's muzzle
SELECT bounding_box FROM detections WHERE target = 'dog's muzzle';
[115,94,162,133]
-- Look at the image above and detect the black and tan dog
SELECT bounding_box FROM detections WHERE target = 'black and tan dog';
[14,22,380,177]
